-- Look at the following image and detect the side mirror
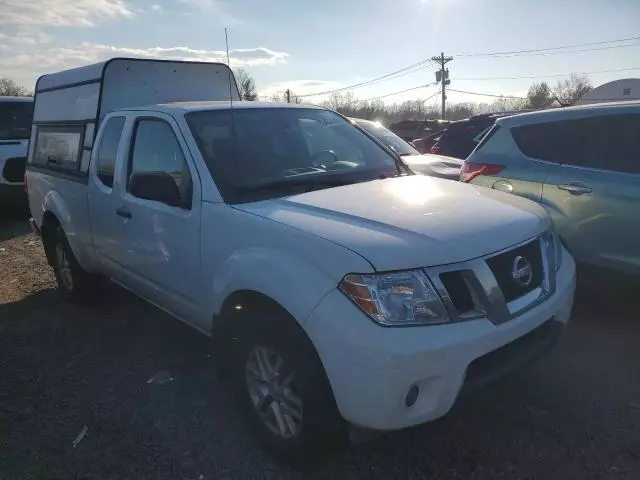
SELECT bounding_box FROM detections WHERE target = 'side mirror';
[129,171,190,209]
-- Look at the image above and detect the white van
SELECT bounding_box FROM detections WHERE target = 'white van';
[27,58,576,464]
[0,96,33,206]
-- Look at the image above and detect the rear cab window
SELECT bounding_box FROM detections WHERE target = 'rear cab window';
[95,116,126,188]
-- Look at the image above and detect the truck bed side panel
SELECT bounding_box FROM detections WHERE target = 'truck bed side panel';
[28,170,95,272]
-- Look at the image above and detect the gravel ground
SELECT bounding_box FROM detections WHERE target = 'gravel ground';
[1,214,639,480]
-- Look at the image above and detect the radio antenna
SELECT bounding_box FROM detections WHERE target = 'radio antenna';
[225,27,233,106]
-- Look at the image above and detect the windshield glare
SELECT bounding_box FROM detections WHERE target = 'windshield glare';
[187,108,399,201]
[0,101,33,141]
[354,119,419,156]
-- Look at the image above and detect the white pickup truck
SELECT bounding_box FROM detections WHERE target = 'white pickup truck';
[0,96,33,207]
[27,58,576,463]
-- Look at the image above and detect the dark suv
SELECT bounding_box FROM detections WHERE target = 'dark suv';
[432,112,529,159]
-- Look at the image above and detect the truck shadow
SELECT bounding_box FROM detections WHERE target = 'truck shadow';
[0,212,30,242]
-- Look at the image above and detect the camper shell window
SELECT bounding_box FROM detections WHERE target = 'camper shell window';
[32,125,84,172]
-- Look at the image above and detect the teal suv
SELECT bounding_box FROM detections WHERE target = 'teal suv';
[462,101,640,278]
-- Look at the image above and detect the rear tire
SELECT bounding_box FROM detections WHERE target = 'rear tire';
[51,227,100,302]
[228,307,346,466]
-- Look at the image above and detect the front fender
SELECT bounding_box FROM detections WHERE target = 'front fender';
[207,246,340,331]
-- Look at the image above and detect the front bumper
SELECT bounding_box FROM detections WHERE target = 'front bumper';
[304,247,576,431]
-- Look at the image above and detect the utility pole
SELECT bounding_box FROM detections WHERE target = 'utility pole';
[285,89,291,103]
[431,52,452,120]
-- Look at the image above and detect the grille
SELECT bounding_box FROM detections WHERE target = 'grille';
[486,239,543,303]
[2,156,26,183]
[439,270,475,316]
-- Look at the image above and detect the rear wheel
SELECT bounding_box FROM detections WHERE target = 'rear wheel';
[51,227,99,301]
[228,307,345,466]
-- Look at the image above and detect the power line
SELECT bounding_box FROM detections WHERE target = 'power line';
[294,35,640,100]
[447,89,527,99]
[456,66,640,81]
[296,60,434,98]
[454,35,640,57]
[460,42,640,59]
[359,84,438,102]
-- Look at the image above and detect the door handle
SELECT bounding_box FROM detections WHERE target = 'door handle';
[557,183,592,195]
[115,207,132,219]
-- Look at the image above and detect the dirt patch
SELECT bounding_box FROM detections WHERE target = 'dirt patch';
[0,221,55,304]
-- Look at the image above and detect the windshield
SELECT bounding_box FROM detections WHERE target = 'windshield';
[354,119,419,156]
[0,100,33,141]
[187,108,400,202]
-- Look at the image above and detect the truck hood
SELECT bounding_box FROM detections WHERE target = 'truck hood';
[235,175,550,271]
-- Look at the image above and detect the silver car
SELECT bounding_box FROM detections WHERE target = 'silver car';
[351,118,462,180]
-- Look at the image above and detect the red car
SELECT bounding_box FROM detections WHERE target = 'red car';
[411,130,445,154]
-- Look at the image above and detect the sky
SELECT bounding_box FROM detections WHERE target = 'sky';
[1,0,639,106]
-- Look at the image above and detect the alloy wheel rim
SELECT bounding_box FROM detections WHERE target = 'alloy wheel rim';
[245,346,303,439]
[55,244,73,291]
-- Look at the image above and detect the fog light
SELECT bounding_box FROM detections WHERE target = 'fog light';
[405,385,419,407]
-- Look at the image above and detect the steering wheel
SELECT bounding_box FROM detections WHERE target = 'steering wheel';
[311,150,339,168]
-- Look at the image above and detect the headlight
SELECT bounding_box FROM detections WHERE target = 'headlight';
[339,270,449,326]
[546,230,563,272]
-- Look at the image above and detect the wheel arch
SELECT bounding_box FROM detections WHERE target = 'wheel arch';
[213,289,305,339]
[211,289,324,371]
[41,210,62,266]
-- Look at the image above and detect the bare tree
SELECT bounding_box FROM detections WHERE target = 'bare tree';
[325,91,358,113]
[553,74,593,106]
[0,78,32,96]
[234,69,258,101]
[447,103,476,121]
[288,90,302,104]
[489,96,528,112]
[526,82,555,109]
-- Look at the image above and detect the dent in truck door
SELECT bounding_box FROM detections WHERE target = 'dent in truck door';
[115,115,202,323]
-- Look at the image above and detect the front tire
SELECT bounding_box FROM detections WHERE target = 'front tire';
[228,308,345,466]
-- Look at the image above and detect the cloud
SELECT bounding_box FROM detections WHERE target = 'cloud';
[0,0,134,27]
[0,43,290,87]
[151,4,163,12]
[0,27,52,45]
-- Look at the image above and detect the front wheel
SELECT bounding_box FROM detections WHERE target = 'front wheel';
[229,309,345,466]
